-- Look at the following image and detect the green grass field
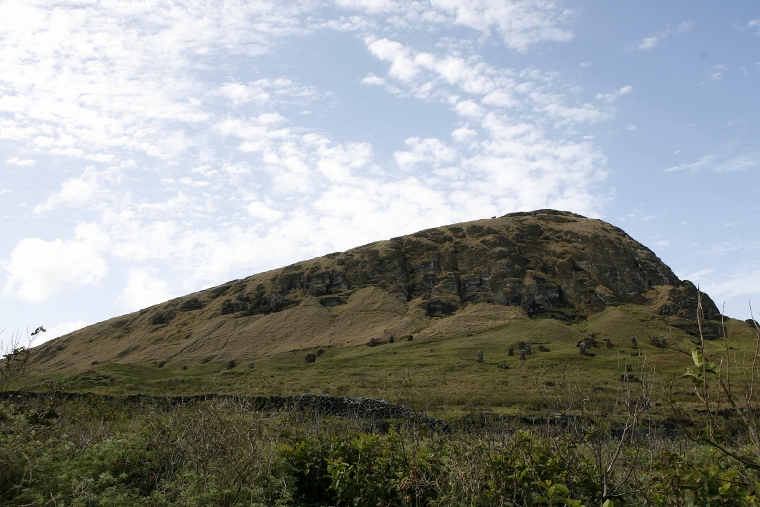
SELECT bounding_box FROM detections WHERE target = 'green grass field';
[16,305,759,418]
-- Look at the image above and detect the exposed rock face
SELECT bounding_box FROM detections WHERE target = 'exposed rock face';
[211,210,706,317]
[33,210,722,370]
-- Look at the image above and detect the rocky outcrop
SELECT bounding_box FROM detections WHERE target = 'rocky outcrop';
[200,209,716,318]
[33,210,722,369]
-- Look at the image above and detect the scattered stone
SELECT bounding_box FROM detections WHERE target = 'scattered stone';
[544,381,555,387]
[316,348,324,356]
[91,361,99,365]
[520,350,526,361]
[248,362,254,369]
[215,368,220,373]
[305,353,317,363]
[201,357,212,364]
[389,336,395,343]
[620,373,637,382]
[369,338,376,347]
[227,360,235,370]
[498,363,509,369]
[652,335,662,347]
[661,338,667,347]
[538,345,549,352]
[182,365,188,370]
[477,350,484,363]
[158,360,166,368]
[605,339,613,348]
[631,351,640,356]
[631,337,638,349]
[508,348,514,356]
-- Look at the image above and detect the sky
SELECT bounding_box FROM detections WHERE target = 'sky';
[1,0,759,348]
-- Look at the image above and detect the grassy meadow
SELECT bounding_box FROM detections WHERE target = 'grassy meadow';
[15,305,760,418]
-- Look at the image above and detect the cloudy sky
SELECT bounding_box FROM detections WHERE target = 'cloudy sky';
[1,0,759,347]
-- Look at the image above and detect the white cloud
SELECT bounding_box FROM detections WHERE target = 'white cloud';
[247,201,284,221]
[117,268,172,310]
[340,0,575,51]
[595,85,632,104]
[0,0,313,164]
[666,152,758,173]
[395,137,457,169]
[366,36,609,127]
[34,168,103,213]
[5,157,35,166]
[3,225,109,302]
[738,17,760,35]
[580,61,592,68]
[217,79,319,106]
[636,21,693,50]
[361,73,386,86]
[638,37,659,51]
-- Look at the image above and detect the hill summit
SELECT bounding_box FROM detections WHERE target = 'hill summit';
[34,210,721,371]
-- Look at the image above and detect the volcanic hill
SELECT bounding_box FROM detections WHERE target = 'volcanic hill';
[33,209,724,373]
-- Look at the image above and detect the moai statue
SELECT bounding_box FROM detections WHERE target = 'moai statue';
[508,348,514,356]
[526,343,532,355]
[605,339,613,349]
[182,365,188,370]
[580,342,587,356]
[407,335,414,342]
[520,349,526,360]
[626,363,633,372]
[631,337,639,349]
[369,338,376,347]
[227,360,235,370]
[518,341,525,351]
[304,353,316,363]
[316,348,324,356]
[661,338,667,347]
[652,336,661,347]
[248,362,254,369]
[477,350,484,363]
[389,335,395,343]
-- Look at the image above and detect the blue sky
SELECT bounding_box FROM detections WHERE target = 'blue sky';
[1,0,759,348]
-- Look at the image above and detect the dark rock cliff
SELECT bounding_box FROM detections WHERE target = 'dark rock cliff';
[214,209,718,319]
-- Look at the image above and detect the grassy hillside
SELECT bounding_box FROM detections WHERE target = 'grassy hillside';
[17,305,759,417]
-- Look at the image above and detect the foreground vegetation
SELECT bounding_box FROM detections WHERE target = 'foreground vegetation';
[4,300,760,505]
[1,391,758,507]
